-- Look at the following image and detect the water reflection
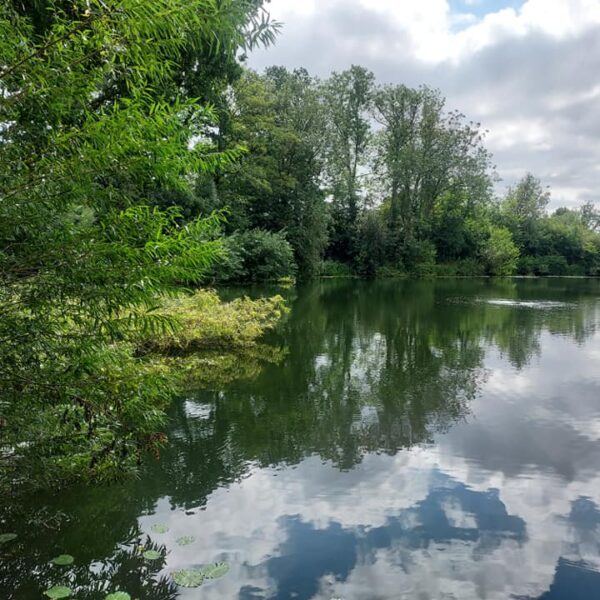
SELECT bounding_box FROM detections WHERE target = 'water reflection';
[2,279,600,599]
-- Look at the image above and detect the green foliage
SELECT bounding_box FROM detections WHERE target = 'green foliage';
[171,562,230,587]
[435,259,486,277]
[213,68,329,279]
[141,289,288,353]
[323,66,375,264]
[0,533,17,544]
[357,211,387,279]
[105,594,131,600]
[143,550,162,561]
[176,536,195,546]
[501,174,550,253]
[172,569,206,588]
[150,524,169,534]
[320,260,356,278]
[202,562,230,580]
[403,239,438,277]
[372,84,492,259]
[482,227,520,276]
[44,586,72,599]
[214,230,297,283]
[0,0,280,492]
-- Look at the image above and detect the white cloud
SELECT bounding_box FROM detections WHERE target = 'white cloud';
[252,0,600,208]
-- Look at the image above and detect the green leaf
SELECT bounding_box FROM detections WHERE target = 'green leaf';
[176,536,195,546]
[44,586,72,599]
[151,523,169,534]
[143,550,162,560]
[172,568,205,588]
[105,592,131,600]
[202,562,230,580]
[0,533,17,544]
[52,554,74,566]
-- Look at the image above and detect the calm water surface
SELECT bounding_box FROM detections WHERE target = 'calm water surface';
[3,279,600,599]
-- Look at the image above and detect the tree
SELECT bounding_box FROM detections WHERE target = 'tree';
[501,173,550,253]
[371,84,492,265]
[322,65,375,264]
[214,68,329,279]
[580,201,600,233]
[357,211,387,279]
[0,0,276,489]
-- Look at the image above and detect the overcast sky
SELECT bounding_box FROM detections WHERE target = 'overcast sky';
[249,0,600,209]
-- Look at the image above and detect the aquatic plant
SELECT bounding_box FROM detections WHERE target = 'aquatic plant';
[52,554,74,566]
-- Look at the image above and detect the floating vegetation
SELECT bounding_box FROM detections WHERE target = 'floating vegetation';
[0,533,17,544]
[143,550,162,561]
[202,562,230,580]
[171,569,206,588]
[150,524,169,534]
[44,586,72,599]
[105,592,131,600]
[176,536,195,546]
[171,562,230,588]
[52,554,74,566]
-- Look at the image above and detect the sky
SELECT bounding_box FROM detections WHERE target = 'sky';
[249,0,600,209]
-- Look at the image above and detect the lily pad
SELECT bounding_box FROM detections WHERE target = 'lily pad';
[172,568,206,588]
[0,533,17,544]
[151,523,169,534]
[202,562,230,580]
[52,554,74,566]
[105,593,131,600]
[143,550,162,561]
[44,586,72,599]
[176,536,195,546]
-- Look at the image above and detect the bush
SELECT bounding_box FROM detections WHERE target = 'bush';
[435,258,486,277]
[482,227,520,276]
[140,289,288,353]
[403,239,437,277]
[213,230,297,283]
[546,255,569,276]
[517,256,537,275]
[518,255,569,276]
[320,260,355,278]
[377,264,407,279]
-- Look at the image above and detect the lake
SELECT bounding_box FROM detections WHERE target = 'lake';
[3,278,600,599]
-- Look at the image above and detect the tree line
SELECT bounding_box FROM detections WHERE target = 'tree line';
[192,65,600,281]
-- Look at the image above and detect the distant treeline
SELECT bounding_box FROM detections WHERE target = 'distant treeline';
[181,66,600,281]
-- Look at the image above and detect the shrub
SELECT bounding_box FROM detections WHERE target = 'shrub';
[320,260,355,278]
[404,239,437,277]
[213,230,297,283]
[377,264,407,279]
[481,227,520,276]
[435,259,485,277]
[140,289,288,353]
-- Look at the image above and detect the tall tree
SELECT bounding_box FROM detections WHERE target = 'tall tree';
[371,84,491,264]
[214,67,329,279]
[501,173,551,253]
[323,65,375,264]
